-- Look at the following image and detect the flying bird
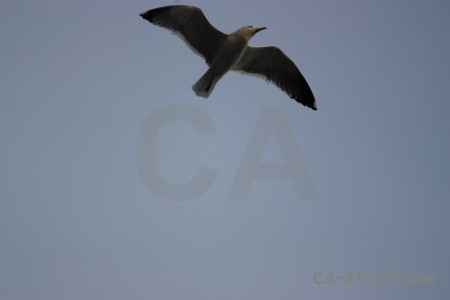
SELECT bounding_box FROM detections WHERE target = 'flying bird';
[140,5,317,110]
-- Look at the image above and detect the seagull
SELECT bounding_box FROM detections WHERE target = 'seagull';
[140,5,317,110]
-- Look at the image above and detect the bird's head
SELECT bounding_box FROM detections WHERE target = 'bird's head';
[236,26,267,40]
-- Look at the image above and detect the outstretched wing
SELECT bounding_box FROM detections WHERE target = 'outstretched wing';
[233,46,317,110]
[140,5,227,65]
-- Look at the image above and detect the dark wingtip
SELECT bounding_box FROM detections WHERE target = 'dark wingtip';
[302,93,317,110]
[140,6,174,22]
[303,97,317,111]
[305,104,317,111]
[293,96,317,111]
[139,10,153,21]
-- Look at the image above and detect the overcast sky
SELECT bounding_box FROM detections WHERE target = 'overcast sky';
[1,1,449,299]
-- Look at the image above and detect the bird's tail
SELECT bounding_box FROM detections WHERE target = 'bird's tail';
[192,69,220,98]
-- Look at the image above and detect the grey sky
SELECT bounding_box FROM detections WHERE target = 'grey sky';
[1,1,449,299]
